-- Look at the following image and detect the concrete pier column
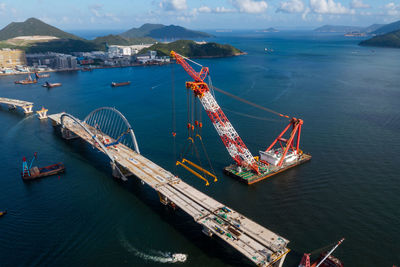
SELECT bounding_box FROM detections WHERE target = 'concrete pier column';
[36,107,48,120]
[22,104,33,114]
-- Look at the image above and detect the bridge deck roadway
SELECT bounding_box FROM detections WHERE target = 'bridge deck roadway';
[0,97,33,113]
[48,112,290,267]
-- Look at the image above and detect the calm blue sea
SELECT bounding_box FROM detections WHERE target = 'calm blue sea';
[0,31,399,266]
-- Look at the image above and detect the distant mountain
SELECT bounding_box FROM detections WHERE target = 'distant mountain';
[121,23,212,39]
[0,18,81,41]
[257,27,279,32]
[92,34,155,46]
[364,24,386,33]
[314,25,364,33]
[139,40,243,58]
[360,30,400,48]
[372,20,400,35]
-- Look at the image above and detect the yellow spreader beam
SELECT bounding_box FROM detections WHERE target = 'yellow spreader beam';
[176,161,210,186]
[182,158,218,182]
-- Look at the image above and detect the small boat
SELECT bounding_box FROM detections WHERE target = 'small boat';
[0,210,6,217]
[15,75,37,84]
[35,72,50,79]
[21,153,65,180]
[111,81,131,87]
[81,67,92,72]
[42,81,62,88]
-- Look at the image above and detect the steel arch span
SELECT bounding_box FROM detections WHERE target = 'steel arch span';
[83,107,140,154]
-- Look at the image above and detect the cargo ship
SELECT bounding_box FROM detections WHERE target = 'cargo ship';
[42,82,62,88]
[111,81,131,87]
[21,153,65,180]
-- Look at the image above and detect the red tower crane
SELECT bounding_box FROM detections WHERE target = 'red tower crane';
[170,51,311,184]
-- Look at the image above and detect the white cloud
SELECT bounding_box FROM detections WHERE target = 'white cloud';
[194,5,236,14]
[160,0,187,11]
[88,4,120,22]
[385,2,400,17]
[215,6,236,13]
[232,0,268,14]
[197,6,211,13]
[350,0,370,9]
[277,0,305,13]
[302,7,310,20]
[309,0,354,14]
[88,4,103,17]
[0,2,6,13]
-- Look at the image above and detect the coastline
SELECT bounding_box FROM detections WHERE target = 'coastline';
[0,53,246,77]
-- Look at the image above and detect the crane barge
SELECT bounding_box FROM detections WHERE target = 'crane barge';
[170,51,311,184]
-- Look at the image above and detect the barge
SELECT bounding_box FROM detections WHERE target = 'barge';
[111,81,131,87]
[21,153,65,180]
[42,82,62,88]
[224,151,311,185]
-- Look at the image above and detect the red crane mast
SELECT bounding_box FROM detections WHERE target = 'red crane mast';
[170,51,259,173]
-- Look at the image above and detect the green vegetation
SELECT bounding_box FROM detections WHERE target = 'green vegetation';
[139,40,243,58]
[121,23,212,39]
[92,35,155,46]
[0,18,81,41]
[359,30,400,48]
[26,39,99,53]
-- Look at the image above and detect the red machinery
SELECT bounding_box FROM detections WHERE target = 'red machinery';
[170,51,311,184]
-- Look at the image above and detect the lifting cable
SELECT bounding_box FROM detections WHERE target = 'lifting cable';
[171,63,177,172]
[212,85,290,119]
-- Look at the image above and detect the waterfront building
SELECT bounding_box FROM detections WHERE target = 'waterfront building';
[0,49,27,69]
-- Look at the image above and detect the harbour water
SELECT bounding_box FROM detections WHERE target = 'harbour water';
[0,31,399,266]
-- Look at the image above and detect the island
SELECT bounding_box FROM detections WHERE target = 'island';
[0,18,244,75]
[139,40,245,58]
[359,30,400,48]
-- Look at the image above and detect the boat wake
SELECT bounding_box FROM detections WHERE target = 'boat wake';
[119,232,187,263]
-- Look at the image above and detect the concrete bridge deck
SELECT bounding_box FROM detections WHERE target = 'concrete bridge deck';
[48,112,290,267]
[0,97,33,113]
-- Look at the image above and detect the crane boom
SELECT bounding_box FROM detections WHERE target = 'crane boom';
[171,51,259,173]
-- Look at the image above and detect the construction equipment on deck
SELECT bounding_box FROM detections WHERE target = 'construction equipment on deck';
[170,51,311,184]
[299,238,345,267]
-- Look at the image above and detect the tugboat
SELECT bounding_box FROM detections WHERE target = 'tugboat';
[42,81,62,88]
[299,238,345,267]
[15,74,37,85]
[111,81,131,87]
[21,152,65,181]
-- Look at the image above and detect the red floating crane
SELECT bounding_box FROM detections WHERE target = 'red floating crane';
[170,51,311,184]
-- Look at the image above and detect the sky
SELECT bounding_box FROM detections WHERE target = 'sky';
[0,0,399,30]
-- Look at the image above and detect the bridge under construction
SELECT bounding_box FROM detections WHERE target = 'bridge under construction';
[48,107,290,267]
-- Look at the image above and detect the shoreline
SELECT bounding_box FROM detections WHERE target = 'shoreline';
[0,52,246,77]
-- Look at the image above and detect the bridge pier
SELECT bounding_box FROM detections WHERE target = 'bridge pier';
[110,161,128,181]
[22,104,33,114]
[8,104,16,110]
[61,127,78,140]
[36,107,48,120]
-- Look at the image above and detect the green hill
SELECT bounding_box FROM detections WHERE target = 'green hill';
[92,34,155,46]
[0,18,81,41]
[121,23,212,39]
[372,20,400,35]
[139,40,243,58]
[360,30,400,48]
